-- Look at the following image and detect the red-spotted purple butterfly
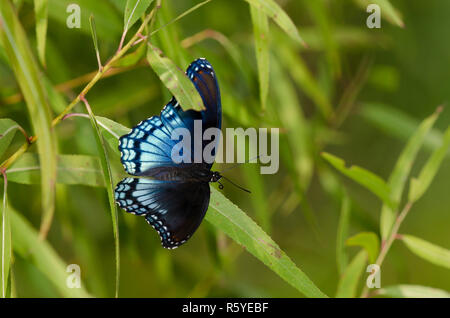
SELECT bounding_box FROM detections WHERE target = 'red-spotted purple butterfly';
[115,58,223,249]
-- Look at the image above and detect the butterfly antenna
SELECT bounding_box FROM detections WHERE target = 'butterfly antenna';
[220,175,251,194]
[219,155,261,173]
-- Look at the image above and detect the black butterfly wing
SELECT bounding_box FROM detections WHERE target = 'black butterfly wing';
[115,177,210,249]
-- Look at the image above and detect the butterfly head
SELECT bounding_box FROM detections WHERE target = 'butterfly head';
[210,171,222,183]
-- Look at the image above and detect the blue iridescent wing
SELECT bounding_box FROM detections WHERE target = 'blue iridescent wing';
[119,58,221,176]
[115,177,210,249]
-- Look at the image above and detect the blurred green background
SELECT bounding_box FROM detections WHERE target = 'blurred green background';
[0,0,449,297]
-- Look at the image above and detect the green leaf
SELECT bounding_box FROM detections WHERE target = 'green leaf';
[0,0,57,238]
[376,285,450,298]
[346,232,379,264]
[1,175,11,298]
[250,5,269,111]
[7,153,104,187]
[401,234,450,270]
[409,126,450,203]
[244,0,305,46]
[380,107,441,239]
[10,206,91,297]
[34,0,48,66]
[354,0,404,28]
[95,116,130,151]
[336,193,351,274]
[146,44,204,111]
[0,119,20,158]
[336,250,367,298]
[124,0,154,32]
[321,152,393,208]
[207,188,327,298]
[83,101,120,297]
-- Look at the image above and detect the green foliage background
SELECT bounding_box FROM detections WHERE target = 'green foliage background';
[0,0,449,298]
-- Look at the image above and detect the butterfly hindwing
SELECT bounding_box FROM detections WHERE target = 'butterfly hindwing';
[115,177,210,249]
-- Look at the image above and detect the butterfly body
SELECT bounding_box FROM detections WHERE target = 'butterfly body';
[115,58,222,249]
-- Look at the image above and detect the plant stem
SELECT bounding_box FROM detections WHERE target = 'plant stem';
[360,201,413,297]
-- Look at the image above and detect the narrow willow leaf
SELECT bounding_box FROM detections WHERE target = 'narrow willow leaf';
[401,234,450,270]
[83,100,120,297]
[95,116,130,151]
[7,153,104,187]
[244,0,305,46]
[124,0,154,32]
[336,193,351,274]
[354,0,404,28]
[321,152,393,208]
[207,188,327,298]
[89,15,101,69]
[0,0,57,238]
[1,174,11,298]
[0,119,19,158]
[409,126,450,203]
[250,5,269,111]
[10,207,90,297]
[336,250,367,298]
[34,0,48,66]
[380,108,441,239]
[146,43,204,111]
[377,285,450,298]
[346,232,379,264]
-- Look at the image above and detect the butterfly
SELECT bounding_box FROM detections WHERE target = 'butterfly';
[114,58,223,249]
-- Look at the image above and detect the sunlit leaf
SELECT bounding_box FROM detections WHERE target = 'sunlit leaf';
[376,285,450,298]
[401,234,450,270]
[124,0,154,32]
[336,250,367,298]
[321,152,393,208]
[346,232,379,264]
[336,193,351,274]
[409,126,450,203]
